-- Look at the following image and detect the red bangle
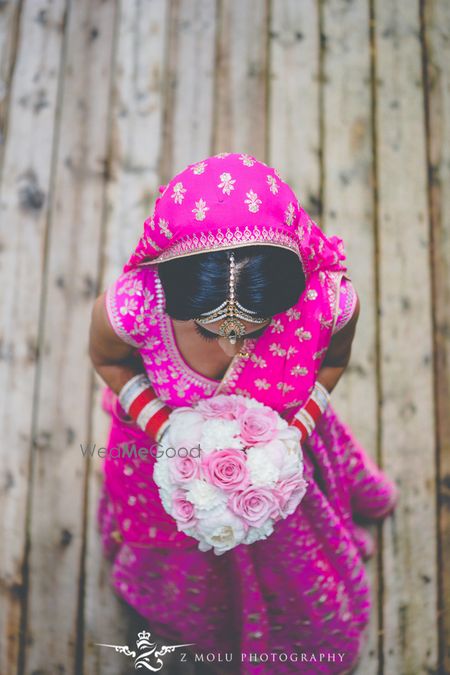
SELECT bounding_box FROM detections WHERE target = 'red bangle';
[118,374,171,440]
[145,406,171,439]
[291,417,309,443]
[128,387,158,420]
[290,382,331,442]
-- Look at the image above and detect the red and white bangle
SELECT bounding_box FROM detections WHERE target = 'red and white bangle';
[290,381,331,442]
[118,374,171,442]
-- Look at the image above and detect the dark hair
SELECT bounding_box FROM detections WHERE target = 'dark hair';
[157,246,305,320]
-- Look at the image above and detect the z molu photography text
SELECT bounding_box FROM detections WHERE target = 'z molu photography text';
[79,441,202,460]
[190,652,347,665]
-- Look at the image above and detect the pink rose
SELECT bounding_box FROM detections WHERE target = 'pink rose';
[229,486,279,527]
[276,475,308,518]
[196,396,246,420]
[172,489,197,528]
[239,407,279,446]
[168,455,201,484]
[202,449,250,492]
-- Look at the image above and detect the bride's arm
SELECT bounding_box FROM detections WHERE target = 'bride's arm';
[89,292,145,395]
[289,294,360,441]
[89,292,171,440]
[316,292,361,394]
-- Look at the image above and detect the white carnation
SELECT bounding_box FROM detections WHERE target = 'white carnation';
[246,448,280,486]
[199,419,243,454]
[276,415,289,431]
[196,507,248,555]
[243,519,275,545]
[195,501,228,521]
[153,459,172,491]
[278,451,301,479]
[278,425,302,456]
[242,397,265,409]
[185,479,227,511]
[198,540,213,552]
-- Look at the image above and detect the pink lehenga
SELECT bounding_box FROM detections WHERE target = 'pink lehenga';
[96,153,398,674]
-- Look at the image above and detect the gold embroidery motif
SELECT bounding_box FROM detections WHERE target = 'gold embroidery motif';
[295,327,312,341]
[234,388,252,397]
[119,297,138,316]
[154,349,169,365]
[269,319,284,334]
[244,189,262,213]
[254,378,271,390]
[267,174,279,194]
[218,172,236,195]
[319,314,333,330]
[144,235,161,251]
[269,343,287,357]
[250,354,267,368]
[286,307,301,321]
[291,365,308,376]
[155,371,169,385]
[192,198,209,220]
[239,153,255,166]
[158,218,172,239]
[284,202,295,226]
[171,181,186,204]
[191,161,207,174]
[277,382,294,394]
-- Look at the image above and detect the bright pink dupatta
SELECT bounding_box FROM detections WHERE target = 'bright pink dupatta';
[124,152,348,414]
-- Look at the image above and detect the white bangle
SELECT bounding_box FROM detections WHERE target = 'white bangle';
[118,374,151,413]
[311,381,330,413]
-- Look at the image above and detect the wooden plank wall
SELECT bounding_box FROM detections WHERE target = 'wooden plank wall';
[0,1,447,674]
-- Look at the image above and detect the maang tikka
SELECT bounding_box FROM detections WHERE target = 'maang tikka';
[195,251,270,345]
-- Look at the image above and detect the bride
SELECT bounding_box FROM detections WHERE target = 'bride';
[89,152,398,674]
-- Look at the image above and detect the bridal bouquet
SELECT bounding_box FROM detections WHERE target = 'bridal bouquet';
[153,394,308,555]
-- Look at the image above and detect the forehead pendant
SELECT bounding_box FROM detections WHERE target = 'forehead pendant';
[195,251,269,344]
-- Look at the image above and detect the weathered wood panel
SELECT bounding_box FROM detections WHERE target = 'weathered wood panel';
[162,0,217,177]
[0,1,67,672]
[321,2,379,672]
[423,0,450,671]
[84,2,169,673]
[23,1,116,673]
[268,0,321,219]
[0,0,21,167]
[214,0,269,158]
[99,0,169,284]
[374,0,438,672]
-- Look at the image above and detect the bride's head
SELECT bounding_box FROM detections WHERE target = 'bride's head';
[157,245,306,335]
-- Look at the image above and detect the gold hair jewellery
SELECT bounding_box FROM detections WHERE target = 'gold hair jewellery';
[195,252,269,344]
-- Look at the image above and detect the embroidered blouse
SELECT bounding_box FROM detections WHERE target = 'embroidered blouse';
[104,266,357,408]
